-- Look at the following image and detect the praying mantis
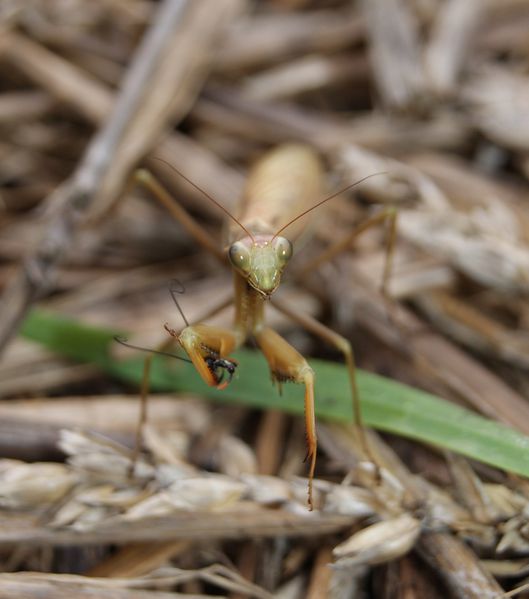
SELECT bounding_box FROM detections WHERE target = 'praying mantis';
[131,144,396,510]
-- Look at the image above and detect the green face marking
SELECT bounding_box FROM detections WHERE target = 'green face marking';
[228,237,293,296]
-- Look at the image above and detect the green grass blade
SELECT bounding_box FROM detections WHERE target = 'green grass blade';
[20,309,529,478]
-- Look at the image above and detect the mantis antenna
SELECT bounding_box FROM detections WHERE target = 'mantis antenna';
[114,336,192,363]
[152,157,256,242]
[272,172,388,240]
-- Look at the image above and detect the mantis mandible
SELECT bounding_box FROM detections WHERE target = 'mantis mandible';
[133,144,396,510]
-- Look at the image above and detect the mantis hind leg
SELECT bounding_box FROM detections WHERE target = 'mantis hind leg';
[289,208,399,459]
[298,207,398,299]
[134,169,226,264]
[254,326,317,510]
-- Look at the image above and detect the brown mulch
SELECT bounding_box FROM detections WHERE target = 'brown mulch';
[0,1,528,597]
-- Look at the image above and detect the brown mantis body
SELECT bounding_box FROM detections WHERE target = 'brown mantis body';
[134,144,396,509]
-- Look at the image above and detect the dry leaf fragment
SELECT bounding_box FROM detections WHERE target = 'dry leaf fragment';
[0,462,77,508]
[49,498,87,528]
[497,516,529,554]
[463,68,529,151]
[483,557,529,578]
[336,144,449,210]
[166,476,246,510]
[483,484,528,521]
[217,434,258,477]
[320,482,377,518]
[59,429,155,481]
[123,476,248,517]
[143,426,190,464]
[155,462,200,486]
[68,506,113,532]
[400,210,529,293]
[75,484,150,508]
[241,474,292,505]
[67,451,154,482]
[354,462,406,517]
[122,491,179,520]
[332,513,421,568]
[422,482,472,529]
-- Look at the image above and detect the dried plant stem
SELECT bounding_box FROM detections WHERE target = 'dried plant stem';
[1,27,244,214]
[195,85,470,153]
[417,532,502,599]
[255,411,288,475]
[306,545,333,599]
[0,32,110,122]
[319,424,504,598]
[342,262,529,435]
[361,0,426,109]
[241,54,369,102]
[0,577,181,599]
[0,0,243,355]
[0,510,355,546]
[0,91,54,123]
[88,541,192,578]
[424,0,483,95]
[215,9,364,73]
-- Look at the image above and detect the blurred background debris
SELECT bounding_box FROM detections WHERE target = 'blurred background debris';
[0,0,529,597]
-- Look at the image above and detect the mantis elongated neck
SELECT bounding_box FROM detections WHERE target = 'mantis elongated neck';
[233,271,265,339]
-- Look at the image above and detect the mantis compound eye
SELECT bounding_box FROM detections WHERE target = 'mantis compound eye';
[228,241,251,273]
[272,236,293,267]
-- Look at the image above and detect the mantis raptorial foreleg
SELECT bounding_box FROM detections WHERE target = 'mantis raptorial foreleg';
[124,170,232,457]
[130,293,236,466]
[165,323,240,389]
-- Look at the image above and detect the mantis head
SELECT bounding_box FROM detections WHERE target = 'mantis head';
[228,235,293,297]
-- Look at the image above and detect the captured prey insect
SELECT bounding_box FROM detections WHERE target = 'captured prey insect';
[131,144,396,510]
